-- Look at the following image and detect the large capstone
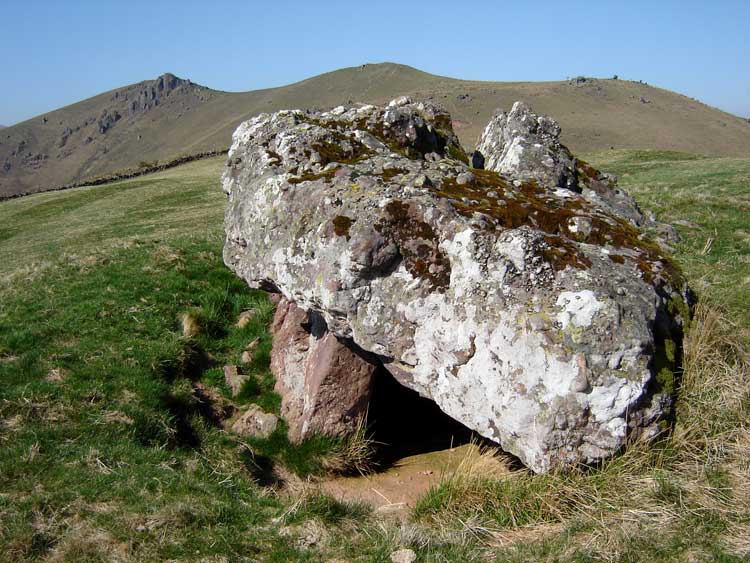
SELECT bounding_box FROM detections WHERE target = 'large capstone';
[222,97,690,473]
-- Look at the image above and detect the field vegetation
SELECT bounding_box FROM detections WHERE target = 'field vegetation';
[0,152,748,561]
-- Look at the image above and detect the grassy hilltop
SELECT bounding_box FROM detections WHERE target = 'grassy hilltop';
[0,152,749,561]
[2,63,750,198]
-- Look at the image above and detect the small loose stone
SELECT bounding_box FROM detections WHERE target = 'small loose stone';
[390,549,417,563]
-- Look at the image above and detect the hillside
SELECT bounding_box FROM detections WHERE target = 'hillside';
[2,62,750,197]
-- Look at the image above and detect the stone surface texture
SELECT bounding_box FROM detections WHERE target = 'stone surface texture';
[223,364,247,397]
[231,404,279,439]
[222,97,690,472]
[476,101,579,192]
[475,101,681,243]
[270,297,376,442]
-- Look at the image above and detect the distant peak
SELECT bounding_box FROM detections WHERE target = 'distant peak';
[357,61,420,72]
[114,72,203,115]
[361,61,399,67]
[152,72,189,91]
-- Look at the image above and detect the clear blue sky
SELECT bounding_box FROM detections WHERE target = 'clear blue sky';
[1,0,748,125]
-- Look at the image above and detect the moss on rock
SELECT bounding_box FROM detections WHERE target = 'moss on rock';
[375,200,451,290]
[332,215,353,240]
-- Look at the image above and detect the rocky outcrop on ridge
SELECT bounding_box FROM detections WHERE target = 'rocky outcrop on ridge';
[118,72,197,114]
[222,97,691,472]
[0,73,215,198]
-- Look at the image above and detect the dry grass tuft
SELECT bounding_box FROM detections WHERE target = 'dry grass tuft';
[719,438,750,557]
[180,310,202,338]
[44,520,133,563]
[321,417,379,476]
[675,303,750,449]
[278,485,371,529]
[450,440,513,482]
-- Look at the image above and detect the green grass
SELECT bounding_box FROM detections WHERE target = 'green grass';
[0,233,384,561]
[585,149,750,325]
[1,150,749,561]
[0,235,303,561]
[0,157,226,278]
[0,163,379,560]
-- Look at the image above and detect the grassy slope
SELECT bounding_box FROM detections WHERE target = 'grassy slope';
[0,151,748,561]
[3,63,750,197]
[0,157,226,274]
[586,150,750,326]
[0,159,385,562]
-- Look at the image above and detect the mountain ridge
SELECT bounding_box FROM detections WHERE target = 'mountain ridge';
[2,62,750,198]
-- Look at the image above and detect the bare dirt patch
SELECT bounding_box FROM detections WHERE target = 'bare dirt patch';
[322,444,511,515]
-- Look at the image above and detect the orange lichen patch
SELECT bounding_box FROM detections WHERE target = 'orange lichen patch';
[288,113,680,286]
[576,158,603,184]
[304,114,394,152]
[435,169,585,236]
[310,136,374,167]
[305,111,464,161]
[595,215,684,285]
[541,235,592,270]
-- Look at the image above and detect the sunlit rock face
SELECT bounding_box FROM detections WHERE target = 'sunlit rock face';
[476,101,579,192]
[222,97,690,472]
